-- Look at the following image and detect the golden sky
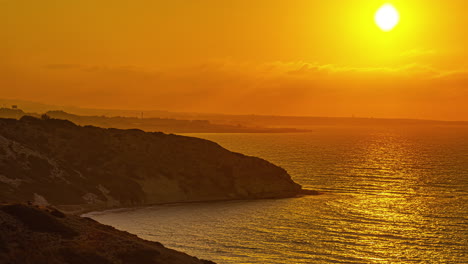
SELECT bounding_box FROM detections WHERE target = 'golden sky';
[1,0,468,120]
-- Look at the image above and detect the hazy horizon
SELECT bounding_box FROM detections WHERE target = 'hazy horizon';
[2,97,468,122]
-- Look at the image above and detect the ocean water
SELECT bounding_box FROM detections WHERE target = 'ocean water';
[86,126,468,263]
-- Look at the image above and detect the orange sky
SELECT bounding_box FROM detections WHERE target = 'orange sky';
[1,0,468,120]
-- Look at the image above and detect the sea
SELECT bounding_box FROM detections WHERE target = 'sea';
[85,126,468,263]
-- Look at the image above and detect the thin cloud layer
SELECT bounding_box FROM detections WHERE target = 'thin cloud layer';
[1,61,467,120]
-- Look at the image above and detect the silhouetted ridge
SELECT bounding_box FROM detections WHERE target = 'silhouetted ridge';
[0,204,216,264]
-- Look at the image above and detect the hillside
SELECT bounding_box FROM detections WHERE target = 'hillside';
[0,204,216,264]
[0,116,309,213]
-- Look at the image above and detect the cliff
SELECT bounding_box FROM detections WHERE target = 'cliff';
[0,204,216,264]
[0,116,306,213]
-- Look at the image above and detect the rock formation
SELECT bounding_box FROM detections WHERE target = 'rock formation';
[0,116,306,213]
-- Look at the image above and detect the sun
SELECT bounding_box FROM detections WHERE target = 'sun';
[375,4,400,31]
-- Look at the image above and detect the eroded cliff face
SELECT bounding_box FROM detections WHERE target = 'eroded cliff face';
[0,117,302,212]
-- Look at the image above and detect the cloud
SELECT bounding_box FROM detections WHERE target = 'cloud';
[433,69,468,80]
[399,49,437,58]
[44,64,82,70]
[246,61,445,81]
[3,60,468,120]
[38,60,468,89]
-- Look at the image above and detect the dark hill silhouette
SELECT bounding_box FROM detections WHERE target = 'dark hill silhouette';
[0,116,312,213]
[0,204,216,264]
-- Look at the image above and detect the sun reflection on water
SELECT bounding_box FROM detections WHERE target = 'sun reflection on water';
[326,130,467,263]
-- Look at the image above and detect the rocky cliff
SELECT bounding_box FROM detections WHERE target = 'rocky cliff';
[0,204,216,264]
[0,116,306,212]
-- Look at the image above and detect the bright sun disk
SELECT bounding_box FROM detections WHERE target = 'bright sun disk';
[375,4,400,31]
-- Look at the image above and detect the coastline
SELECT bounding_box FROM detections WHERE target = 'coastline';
[73,188,322,216]
[1,191,321,263]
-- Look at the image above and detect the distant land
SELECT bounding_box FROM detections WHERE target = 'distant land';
[1,98,467,131]
[0,108,308,134]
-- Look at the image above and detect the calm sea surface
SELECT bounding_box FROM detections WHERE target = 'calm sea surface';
[86,126,468,263]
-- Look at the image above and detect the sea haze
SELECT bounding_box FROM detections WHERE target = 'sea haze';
[86,126,468,263]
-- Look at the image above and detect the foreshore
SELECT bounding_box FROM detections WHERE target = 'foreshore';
[65,188,322,216]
